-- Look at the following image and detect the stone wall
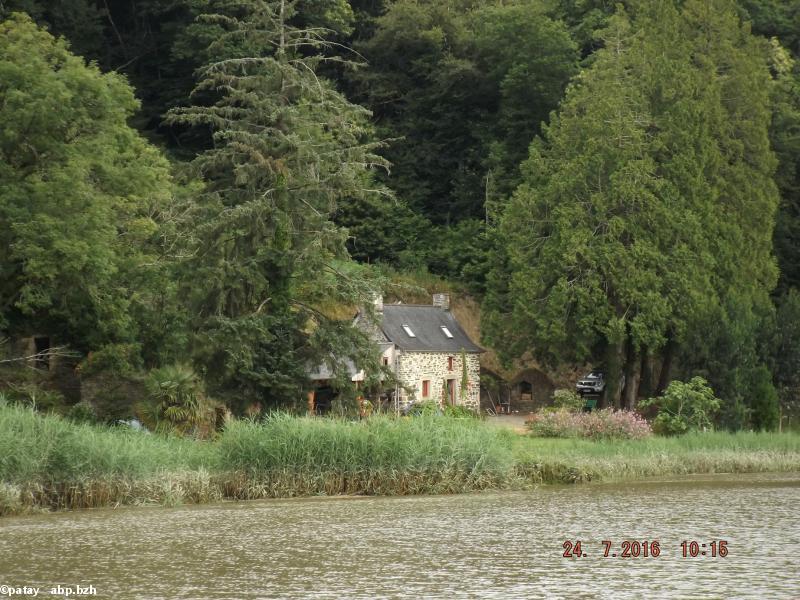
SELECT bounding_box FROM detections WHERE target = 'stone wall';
[80,374,146,422]
[395,351,480,410]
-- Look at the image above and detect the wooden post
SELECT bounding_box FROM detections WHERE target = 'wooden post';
[307,390,316,416]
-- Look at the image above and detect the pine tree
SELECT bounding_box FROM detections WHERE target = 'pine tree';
[166,0,389,408]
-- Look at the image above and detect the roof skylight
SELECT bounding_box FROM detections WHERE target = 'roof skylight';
[402,324,416,337]
[440,326,453,339]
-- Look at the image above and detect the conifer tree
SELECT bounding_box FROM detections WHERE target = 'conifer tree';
[484,1,779,414]
[166,0,388,408]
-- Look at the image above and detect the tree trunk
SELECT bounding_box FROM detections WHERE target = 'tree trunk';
[656,333,675,395]
[639,351,654,398]
[604,338,624,409]
[622,335,641,411]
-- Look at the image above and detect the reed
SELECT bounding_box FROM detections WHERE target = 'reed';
[1,403,799,515]
[217,413,516,495]
[0,402,216,482]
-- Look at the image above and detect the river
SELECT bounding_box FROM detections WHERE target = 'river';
[1,473,798,599]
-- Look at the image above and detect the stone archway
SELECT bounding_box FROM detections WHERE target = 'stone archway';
[510,368,556,413]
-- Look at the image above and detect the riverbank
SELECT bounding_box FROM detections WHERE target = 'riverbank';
[512,432,800,483]
[2,403,799,515]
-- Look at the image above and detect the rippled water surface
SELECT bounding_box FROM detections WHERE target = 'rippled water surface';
[2,473,799,599]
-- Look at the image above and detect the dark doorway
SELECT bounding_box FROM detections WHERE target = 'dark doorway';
[313,386,335,415]
[34,336,50,370]
[446,379,456,405]
[519,381,533,404]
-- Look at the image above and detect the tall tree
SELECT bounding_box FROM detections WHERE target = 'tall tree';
[768,41,800,293]
[0,13,173,356]
[484,0,780,414]
[166,0,388,408]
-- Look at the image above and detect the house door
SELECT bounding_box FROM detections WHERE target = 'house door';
[446,379,456,406]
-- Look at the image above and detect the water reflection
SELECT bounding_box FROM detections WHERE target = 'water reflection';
[1,473,798,599]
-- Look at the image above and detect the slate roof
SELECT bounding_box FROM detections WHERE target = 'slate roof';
[380,304,483,353]
[307,357,363,381]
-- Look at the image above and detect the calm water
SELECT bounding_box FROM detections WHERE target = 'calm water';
[1,473,799,599]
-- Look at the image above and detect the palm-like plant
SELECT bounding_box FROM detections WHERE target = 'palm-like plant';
[138,365,218,437]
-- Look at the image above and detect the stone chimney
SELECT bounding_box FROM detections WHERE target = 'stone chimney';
[432,293,450,311]
[372,292,384,314]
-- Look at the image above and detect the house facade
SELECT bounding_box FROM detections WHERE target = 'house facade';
[361,293,483,411]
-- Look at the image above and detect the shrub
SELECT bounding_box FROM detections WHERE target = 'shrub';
[640,377,721,436]
[581,409,652,440]
[528,408,652,440]
[552,389,584,413]
[444,404,479,419]
[405,400,441,416]
[66,401,98,423]
[527,409,581,438]
[3,382,66,412]
[136,365,220,438]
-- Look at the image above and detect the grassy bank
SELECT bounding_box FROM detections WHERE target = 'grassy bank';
[0,404,515,514]
[2,403,799,515]
[512,432,800,483]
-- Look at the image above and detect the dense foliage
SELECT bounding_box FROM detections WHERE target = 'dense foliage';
[2,0,800,430]
[482,0,787,427]
[640,377,722,436]
[0,14,173,353]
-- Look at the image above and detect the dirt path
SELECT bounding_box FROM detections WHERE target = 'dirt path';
[485,414,531,434]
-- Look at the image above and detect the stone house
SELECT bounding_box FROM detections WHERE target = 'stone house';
[361,293,483,411]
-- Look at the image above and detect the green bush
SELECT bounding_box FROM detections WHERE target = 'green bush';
[552,389,584,413]
[640,377,720,435]
[444,404,479,418]
[3,382,66,413]
[405,400,442,416]
[66,401,98,424]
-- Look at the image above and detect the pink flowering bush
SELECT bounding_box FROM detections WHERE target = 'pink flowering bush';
[526,409,581,438]
[527,408,652,440]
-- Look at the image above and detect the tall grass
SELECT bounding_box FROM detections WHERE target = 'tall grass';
[1,402,799,515]
[0,402,215,482]
[512,431,800,483]
[218,414,515,496]
[0,402,218,513]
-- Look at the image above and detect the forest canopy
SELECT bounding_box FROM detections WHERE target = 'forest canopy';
[1,0,799,430]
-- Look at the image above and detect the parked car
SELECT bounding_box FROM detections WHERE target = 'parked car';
[576,371,606,396]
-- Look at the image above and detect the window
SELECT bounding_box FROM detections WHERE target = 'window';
[440,326,453,339]
[447,356,454,371]
[382,356,389,366]
[422,380,430,398]
[402,324,416,337]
